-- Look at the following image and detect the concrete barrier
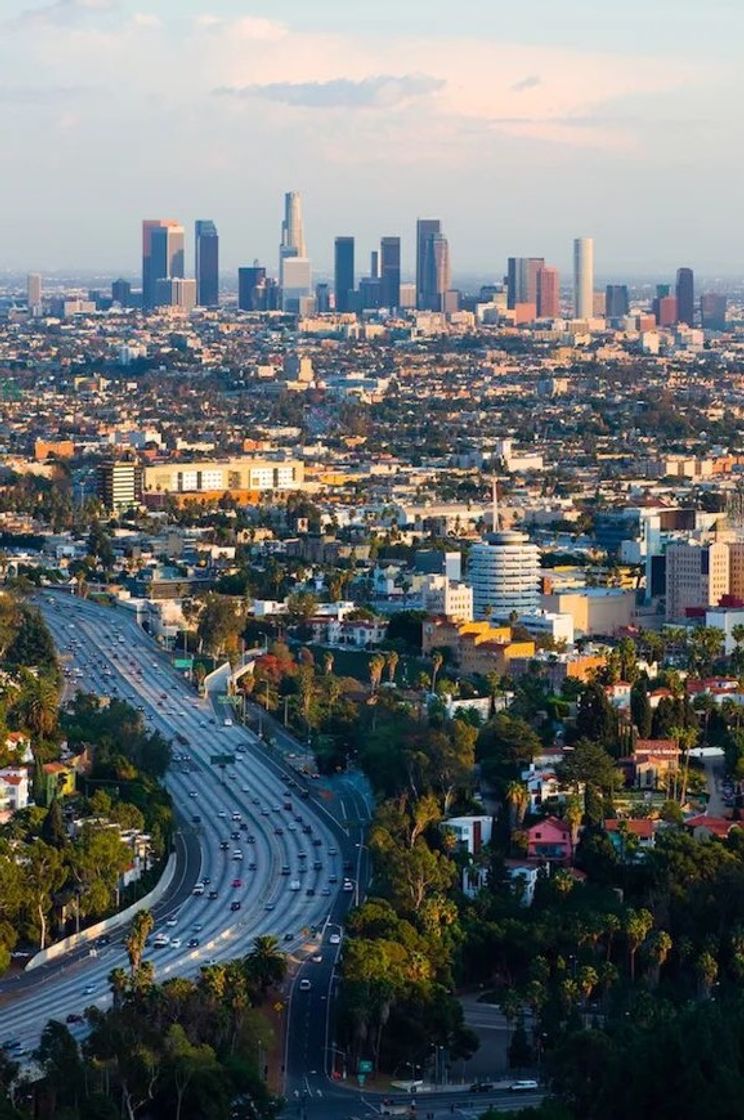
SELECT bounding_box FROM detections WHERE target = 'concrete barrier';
[25,851,177,971]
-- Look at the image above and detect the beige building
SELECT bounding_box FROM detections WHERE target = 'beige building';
[541,588,636,636]
[143,457,304,497]
[665,540,729,620]
[728,542,744,600]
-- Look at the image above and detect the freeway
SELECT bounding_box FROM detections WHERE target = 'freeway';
[0,591,362,1077]
[280,1086,544,1118]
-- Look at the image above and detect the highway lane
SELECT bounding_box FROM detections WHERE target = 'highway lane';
[280,1086,544,1118]
[1,592,357,1065]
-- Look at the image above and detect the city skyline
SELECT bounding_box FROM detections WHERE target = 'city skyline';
[2,0,744,274]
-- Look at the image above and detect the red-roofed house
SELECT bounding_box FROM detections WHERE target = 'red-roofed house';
[632,740,680,790]
[684,815,741,842]
[526,816,573,864]
[0,768,29,821]
[604,818,657,856]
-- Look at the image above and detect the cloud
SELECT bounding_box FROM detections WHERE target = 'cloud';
[8,0,115,28]
[511,75,541,92]
[215,73,445,109]
[131,12,161,29]
[0,83,89,103]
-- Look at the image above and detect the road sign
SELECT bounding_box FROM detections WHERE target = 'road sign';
[210,754,236,766]
[358,1060,373,1074]
[357,1074,366,1087]
[174,658,193,670]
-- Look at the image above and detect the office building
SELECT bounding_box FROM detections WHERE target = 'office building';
[605,284,629,318]
[280,190,306,259]
[111,278,131,307]
[359,276,381,310]
[507,257,545,310]
[315,283,331,313]
[431,233,451,311]
[416,219,441,309]
[143,457,304,499]
[380,236,401,309]
[700,292,727,331]
[536,266,560,318]
[27,273,42,314]
[665,540,729,620]
[573,237,594,319]
[468,530,541,620]
[399,282,416,309]
[142,220,184,310]
[238,266,267,312]
[370,250,379,280]
[676,267,695,326]
[195,220,219,307]
[281,257,312,313]
[334,237,355,313]
[654,295,677,328]
[154,277,196,312]
[97,461,143,513]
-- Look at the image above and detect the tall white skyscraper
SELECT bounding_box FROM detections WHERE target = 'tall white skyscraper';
[573,236,594,319]
[279,191,311,310]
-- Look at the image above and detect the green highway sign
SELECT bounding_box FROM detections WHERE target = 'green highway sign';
[174,658,193,670]
[358,1060,373,1074]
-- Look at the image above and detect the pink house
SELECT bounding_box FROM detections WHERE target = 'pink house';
[526,816,573,864]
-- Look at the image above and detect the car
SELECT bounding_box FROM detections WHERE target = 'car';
[312,838,322,847]
[233,850,244,861]
[328,875,338,884]
[274,827,284,836]
[252,797,261,805]
[231,831,241,840]
[509,1080,539,1092]
[218,810,227,818]
[165,915,178,927]
[96,934,111,946]
[223,718,233,727]
[230,900,242,912]
[321,887,331,897]
[265,902,275,911]
[306,888,315,897]
[220,841,229,851]
[66,1013,84,1024]
[329,933,341,946]
[343,880,354,892]
[289,880,301,891]
[287,823,297,832]
[283,932,294,942]
[241,785,250,793]
[208,890,218,900]
[471,1081,495,1093]
[188,790,198,798]
[246,833,255,843]
[232,812,241,821]
[170,938,182,949]
[1,1040,21,1051]
[281,865,290,875]
[311,953,323,963]
[313,861,322,871]
[299,979,312,991]
[191,815,202,825]
[188,937,200,948]
[232,878,243,888]
[298,852,307,861]
[328,847,337,856]
[203,877,211,885]
[192,883,205,896]
[260,808,269,816]
[152,935,169,948]
[192,923,204,932]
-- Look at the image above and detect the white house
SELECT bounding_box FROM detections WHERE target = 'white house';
[444,815,493,855]
[504,860,541,906]
[0,768,30,821]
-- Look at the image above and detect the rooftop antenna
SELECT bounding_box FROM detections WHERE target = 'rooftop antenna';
[491,473,500,533]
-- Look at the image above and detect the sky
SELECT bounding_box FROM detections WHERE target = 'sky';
[1,0,743,279]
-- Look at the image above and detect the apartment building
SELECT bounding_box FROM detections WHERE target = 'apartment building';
[665,540,729,620]
[143,457,304,503]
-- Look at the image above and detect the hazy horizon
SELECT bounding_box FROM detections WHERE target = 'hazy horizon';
[2,0,743,276]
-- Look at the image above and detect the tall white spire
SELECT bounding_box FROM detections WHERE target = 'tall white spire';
[281,191,306,258]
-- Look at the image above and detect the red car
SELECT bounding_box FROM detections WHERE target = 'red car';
[231,878,242,888]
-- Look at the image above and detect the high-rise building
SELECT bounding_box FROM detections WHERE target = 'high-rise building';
[370,250,379,280]
[97,461,143,513]
[468,531,541,620]
[700,292,727,331]
[507,257,545,310]
[142,220,184,310]
[27,273,42,315]
[195,220,219,307]
[536,266,560,318]
[665,540,729,620]
[431,233,451,311]
[676,267,694,326]
[416,219,441,310]
[605,284,629,319]
[655,295,677,328]
[334,237,355,313]
[238,266,267,312]
[279,192,311,311]
[111,278,131,307]
[380,236,401,309]
[154,277,196,312]
[315,283,331,313]
[573,237,594,319]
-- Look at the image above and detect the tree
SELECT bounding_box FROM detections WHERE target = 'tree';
[24,840,66,950]
[644,930,672,987]
[322,650,334,676]
[41,799,67,849]
[196,593,244,658]
[630,679,652,739]
[163,1023,220,1120]
[504,780,530,829]
[385,650,399,685]
[558,738,622,795]
[245,935,287,997]
[575,681,619,752]
[286,591,318,623]
[623,908,653,981]
[431,651,444,693]
[369,654,385,696]
[126,909,154,978]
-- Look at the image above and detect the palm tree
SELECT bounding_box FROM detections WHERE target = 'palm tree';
[21,676,59,739]
[385,650,399,685]
[504,781,529,829]
[645,930,672,987]
[368,654,385,696]
[678,725,699,806]
[623,908,653,982]
[322,651,334,676]
[564,797,583,858]
[430,651,444,693]
[246,935,287,996]
[109,966,129,1009]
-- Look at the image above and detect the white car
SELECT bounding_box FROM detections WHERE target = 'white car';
[165,916,178,927]
[329,933,341,946]
[170,938,182,949]
[510,1080,539,1092]
[299,979,312,992]
[342,880,354,892]
[223,718,233,727]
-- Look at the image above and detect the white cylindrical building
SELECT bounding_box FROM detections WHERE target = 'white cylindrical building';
[573,236,594,320]
[468,531,541,620]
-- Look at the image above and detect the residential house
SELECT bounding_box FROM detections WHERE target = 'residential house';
[444,815,493,855]
[629,739,680,790]
[504,860,541,906]
[684,814,741,842]
[604,818,657,858]
[0,768,29,821]
[526,816,573,863]
[39,761,76,807]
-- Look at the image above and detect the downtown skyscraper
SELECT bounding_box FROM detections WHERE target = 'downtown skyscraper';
[416,219,451,311]
[573,236,594,320]
[676,267,694,326]
[380,237,401,309]
[279,191,311,312]
[142,220,184,310]
[334,237,355,313]
[195,220,219,307]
